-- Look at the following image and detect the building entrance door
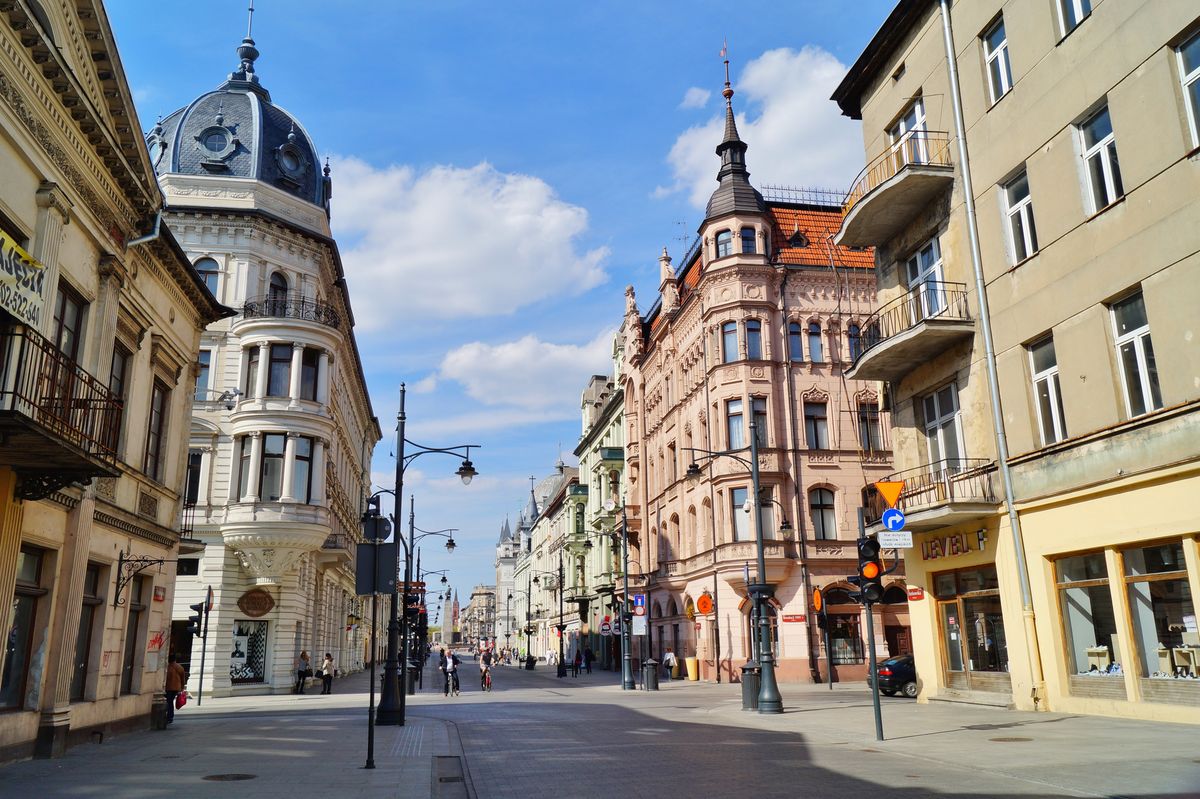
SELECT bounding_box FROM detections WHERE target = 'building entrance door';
[934,565,1012,694]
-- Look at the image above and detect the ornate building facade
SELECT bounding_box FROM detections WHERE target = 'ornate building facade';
[150,29,379,696]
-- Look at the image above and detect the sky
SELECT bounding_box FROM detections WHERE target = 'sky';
[108,0,896,601]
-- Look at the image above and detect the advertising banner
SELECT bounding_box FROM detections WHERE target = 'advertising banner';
[0,230,45,327]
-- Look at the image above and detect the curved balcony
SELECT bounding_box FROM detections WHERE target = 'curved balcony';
[863,458,999,532]
[846,281,974,382]
[242,292,340,329]
[837,131,955,248]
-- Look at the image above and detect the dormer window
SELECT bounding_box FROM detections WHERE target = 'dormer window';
[716,230,733,258]
[741,227,756,254]
[788,230,809,248]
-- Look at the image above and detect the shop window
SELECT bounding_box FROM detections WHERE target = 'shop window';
[71,564,103,701]
[830,614,864,664]
[230,620,269,683]
[935,565,1008,676]
[1056,552,1120,678]
[1124,541,1196,680]
[1,547,48,708]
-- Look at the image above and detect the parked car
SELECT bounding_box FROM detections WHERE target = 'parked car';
[867,654,917,698]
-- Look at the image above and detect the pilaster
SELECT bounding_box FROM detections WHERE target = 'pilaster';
[32,182,71,341]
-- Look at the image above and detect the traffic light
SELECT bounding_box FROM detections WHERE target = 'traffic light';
[856,537,885,604]
[186,601,205,638]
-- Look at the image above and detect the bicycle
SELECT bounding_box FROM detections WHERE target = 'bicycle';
[480,668,492,692]
[443,670,460,697]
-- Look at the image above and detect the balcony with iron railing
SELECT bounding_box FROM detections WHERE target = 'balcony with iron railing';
[0,324,121,499]
[845,280,974,382]
[863,458,1000,532]
[836,131,955,248]
[241,291,341,329]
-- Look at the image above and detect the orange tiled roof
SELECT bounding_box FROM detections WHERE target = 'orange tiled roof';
[768,205,875,269]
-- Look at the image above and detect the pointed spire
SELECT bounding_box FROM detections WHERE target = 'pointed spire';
[705,47,765,222]
[226,0,269,98]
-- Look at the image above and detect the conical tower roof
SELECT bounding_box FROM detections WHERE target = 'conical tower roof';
[705,69,765,220]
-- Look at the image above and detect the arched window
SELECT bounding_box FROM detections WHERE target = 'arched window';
[810,488,836,540]
[788,322,804,361]
[848,323,863,361]
[740,227,756,254]
[721,321,738,364]
[808,322,824,363]
[716,230,733,258]
[194,258,220,297]
[268,272,288,314]
[745,319,762,359]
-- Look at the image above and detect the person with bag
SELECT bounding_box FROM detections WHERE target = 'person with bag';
[320,653,335,695]
[442,650,460,696]
[165,653,187,724]
[295,650,311,694]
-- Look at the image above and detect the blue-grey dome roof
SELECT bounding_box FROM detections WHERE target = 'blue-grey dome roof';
[146,35,331,212]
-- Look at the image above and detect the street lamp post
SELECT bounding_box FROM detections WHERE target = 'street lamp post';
[376,382,478,727]
[684,419,783,713]
[531,559,567,678]
[586,503,636,689]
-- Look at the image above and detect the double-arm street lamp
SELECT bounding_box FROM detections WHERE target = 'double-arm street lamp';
[684,419,783,714]
[508,579,535,667]
[591,499,635,690]
[531,554,568,678]
[373,382,478,727]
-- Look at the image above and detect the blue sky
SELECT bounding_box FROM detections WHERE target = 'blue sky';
[109,1,895,601]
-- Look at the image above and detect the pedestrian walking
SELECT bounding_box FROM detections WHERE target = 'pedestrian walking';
[164,653,187,724]
[663,648,677,681]
[294,650,311,694]
[320,653,335,694]
[572,649,583,677]
[584,647,595,674]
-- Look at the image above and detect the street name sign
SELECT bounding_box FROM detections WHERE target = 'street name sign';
[878,529,913,549]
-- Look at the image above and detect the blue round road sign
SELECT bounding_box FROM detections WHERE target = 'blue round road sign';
[881,508,906,531]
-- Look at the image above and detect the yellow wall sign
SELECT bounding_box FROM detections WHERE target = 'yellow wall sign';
[0,230,46,327]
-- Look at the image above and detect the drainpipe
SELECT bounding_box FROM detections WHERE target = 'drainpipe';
[126,210,162,247]
[938,0,1045,704]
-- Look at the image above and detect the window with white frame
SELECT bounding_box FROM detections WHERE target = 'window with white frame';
[721,321,738,364]
[889,98,927,166]
[1003,171,1038,263]
[904,238,946,317]
[195,350,212,401]
[1029,337,1067,445]
[730,487,750,541]
[1110,291,1162,418]
[745,319,763,359]
[716,230,733,258]
[858,401,883,452]
[194,257,220,298]
[922,384,963,466]
[751,397,768,448]
[726,398,744,450]
[788,322,804,361]
[983,16,1012,105]
[1057,0,1091,37]
[1176,30,1200,148]
[1080,106,1124,212]
[807,322,824,363]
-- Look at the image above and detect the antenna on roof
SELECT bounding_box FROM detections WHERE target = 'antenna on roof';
[246,0,255,39]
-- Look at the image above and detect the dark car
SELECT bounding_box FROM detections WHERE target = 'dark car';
[867,654,917,698]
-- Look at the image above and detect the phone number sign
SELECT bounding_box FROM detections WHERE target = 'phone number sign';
[0,230,46,328]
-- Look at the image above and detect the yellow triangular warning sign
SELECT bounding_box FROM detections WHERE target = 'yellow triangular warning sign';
[874,480,905,509]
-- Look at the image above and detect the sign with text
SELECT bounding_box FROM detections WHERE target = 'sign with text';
[236,588,275,618]
[878,529,913,549]
[0,229,45,327]
[907,586,925,601]
[781,614,807,623]
[632,615,647,636]
[921,529,986,561]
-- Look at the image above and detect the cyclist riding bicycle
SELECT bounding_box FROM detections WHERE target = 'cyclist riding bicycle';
[480,649,495,690]
[441,650,461,696]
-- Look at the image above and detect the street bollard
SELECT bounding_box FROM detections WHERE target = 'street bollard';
[642,658,659,691]
[406,662,420,695]
[741,661,761,711]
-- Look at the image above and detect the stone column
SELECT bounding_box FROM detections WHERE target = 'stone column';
[280,433,298,502]
[35,492,96,757]
[311,438,327,505]
[245,432,264,502]
[87,256,126,379]
[287,344,304,407]
[316,351,331,406]
[32,182,71,341]
[0,469,28,680]
[254,343,270,400]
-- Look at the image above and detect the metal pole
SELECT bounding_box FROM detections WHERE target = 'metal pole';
[377,384,407,725]
[365,586,378,769]
[526,574,533,665]
[557,550,567,677]
[621,502,634,689]
[196,589,210,706]
[860,507,884,741]
[826,624,833,691]
[399,499,416,721]
[750,420,783,713]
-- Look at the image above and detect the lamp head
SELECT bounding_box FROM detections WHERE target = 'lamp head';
[456,459,477,485]
[780,517,793,534]
[445,537,456,553]
[685,462,703,481]
[533,575,540,586]
[583,538,593,550]
[441,575,448,584]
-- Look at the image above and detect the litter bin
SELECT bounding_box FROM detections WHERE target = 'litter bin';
[643,658,659,691]
[525,655,536,670]
[741,661,760,711]
[685,656,699,681]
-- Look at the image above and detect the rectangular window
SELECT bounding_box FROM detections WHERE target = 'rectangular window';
[143,380,169,482]
[809,488,836,540]
[52,283,86,361]
[267,344,291,397]
[726,399,744,450]
[983,16,1013,105]
[71,564,103,701]
[185,449,203,505]
[807,323,824,363]
[722,321,738,364]
[260,433,286,501]
[244,346,260,397]
[730,487,750,541]
[237,436,253,500]
[1080,106,1123,212]
[740,227,756,254]
[109,343,130,442]
[1004,171,1039,263]
[923,384,962,465]
[293,436,313,503]
[830,615,864,664]
[858,401,883,451]
[804,402,829,450]
[1,547,46,708]
[751,397,768,448]
[1124,541,1194,679]
[195,350,211,401]
[716,230,732,258]
[745,320,762,360]
[1179,30,1200,148]
[1058,0,1091,36]
[1110,292,1162,418]
[788,323,803,361]
[120,576,145,695]
[1029,337,1067,445]
[889,98,927,166]
[300,348,319,401]
[905,238,945,317]
[1056,552,1119,678]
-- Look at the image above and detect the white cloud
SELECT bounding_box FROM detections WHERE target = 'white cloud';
[330,159,609,328]
[679,87,710,110]
[662,47,863,208]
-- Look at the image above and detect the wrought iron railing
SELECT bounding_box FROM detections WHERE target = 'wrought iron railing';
[843,130,953,216]
[863,458,997,524]
[854,281,971,365]
[0,324,121,462]
[180,503,198,536]
[323,532,355,552]
[242,292,340,329]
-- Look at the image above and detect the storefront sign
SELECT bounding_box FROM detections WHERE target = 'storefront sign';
[237,588,275,618]
[907,586,925,601]
[920,530,986,561]
[0,229,46,327]
[781,614,807,623]
[153,586,167,602]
